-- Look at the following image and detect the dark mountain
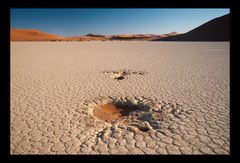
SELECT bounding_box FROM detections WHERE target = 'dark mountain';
[155,14,230,41]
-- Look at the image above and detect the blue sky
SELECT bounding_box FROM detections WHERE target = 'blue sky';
[11,9,230,36]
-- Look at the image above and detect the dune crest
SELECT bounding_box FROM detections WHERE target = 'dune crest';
[11,29,66,41]
[156,14,230,41]
[11,29,179,41]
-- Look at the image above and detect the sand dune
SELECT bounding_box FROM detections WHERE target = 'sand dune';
[66,35,110,41]
[11,41,229,154]
[11,29,66,41]
[159,32,178,38]
[110,32,178,41]
[11,13,229,42]
[157,14,230,41]
[11,29,179,41]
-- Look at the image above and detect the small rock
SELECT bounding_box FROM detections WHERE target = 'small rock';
[110,70,126,80]
[172,108,180,114]
[137,123,151,132]
[161,106,167,110]
[132,99,139,105]
[144,121,153,130]
[152,107,159,112]
[166,104,170,108]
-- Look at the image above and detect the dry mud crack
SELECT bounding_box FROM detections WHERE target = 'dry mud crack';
[12,96,229,154]
[11,96,230,155]
[11,42,229,155]
[88,96,182,132]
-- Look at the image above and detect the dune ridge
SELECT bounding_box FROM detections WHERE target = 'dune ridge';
[156,14,230,41]
[11,29,178,41]
[11,13,229,42]
[11,29,66,41]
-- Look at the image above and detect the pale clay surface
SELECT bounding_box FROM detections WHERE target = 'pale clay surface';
[11,41,229,154]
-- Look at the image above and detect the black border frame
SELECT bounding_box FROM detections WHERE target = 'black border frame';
[1,0,239,162]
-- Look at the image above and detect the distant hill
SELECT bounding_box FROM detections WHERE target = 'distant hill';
[11,30,179,41]
[11,29,66,41]
[110,32,178,41]
[155,14,230,41]
[11,14,229,42]
[66,35,109,41]
[86,34,105,37]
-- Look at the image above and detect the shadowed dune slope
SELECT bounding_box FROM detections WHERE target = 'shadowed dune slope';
[156,14,230,41]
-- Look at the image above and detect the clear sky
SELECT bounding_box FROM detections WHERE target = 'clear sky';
[11,8,230,36]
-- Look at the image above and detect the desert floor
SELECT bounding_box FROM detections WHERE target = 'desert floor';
[10,41,229,154]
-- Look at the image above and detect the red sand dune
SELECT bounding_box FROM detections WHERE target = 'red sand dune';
[11,29,179,41]
[12,13,230,42]
[11,29,66,41]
